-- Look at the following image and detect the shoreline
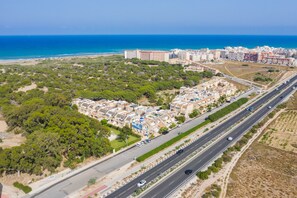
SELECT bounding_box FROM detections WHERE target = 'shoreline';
[0,52,122,65]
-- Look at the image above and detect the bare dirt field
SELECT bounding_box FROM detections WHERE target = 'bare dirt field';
[226,142,297,198]
[0,133,26,149]
[260,110,297,153]
[206,61,296,87]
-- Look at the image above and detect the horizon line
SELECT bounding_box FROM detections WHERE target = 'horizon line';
[1,34,297,37]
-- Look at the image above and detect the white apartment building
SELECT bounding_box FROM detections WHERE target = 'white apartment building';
[124,50,140,59]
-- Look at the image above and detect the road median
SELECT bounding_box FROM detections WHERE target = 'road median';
[136,98,249,162]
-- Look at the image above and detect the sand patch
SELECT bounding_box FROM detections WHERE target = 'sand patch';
[17,82,37,92]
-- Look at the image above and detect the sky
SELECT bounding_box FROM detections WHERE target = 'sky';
[0,0,297,35]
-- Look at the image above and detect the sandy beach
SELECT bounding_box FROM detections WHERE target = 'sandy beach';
[0,53,121,65]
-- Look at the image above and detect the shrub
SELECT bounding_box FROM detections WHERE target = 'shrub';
[169,123,176,129]
[175,115,185,123]
[197,170,210,180]
[159,127,169,134]
[88,178,96,186]
[209,165,219,173]
[13,182,32,194]
[222,154,232,162]
[189,109,200,118]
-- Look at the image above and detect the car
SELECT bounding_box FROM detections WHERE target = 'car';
[280,96,284,99]
[145,139,151,143]
[268,106,272,109]
[136,143,141,147]
[246,107,254,112]
[162,131,169,135]
[185,169,193,175]
[176,149,184,154]
[227,137,233,141]
[276,88,279,91]
[137,180,146,187]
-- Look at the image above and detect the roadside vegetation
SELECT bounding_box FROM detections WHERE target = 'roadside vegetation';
[208,98,248,122]
[0,55,212,177]
[201,184,221,198]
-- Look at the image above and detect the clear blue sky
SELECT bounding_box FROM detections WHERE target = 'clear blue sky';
[0,0,297,35]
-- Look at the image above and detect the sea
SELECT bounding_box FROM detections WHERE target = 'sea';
[0,35,297,60]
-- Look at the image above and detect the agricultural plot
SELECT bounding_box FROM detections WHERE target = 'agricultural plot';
[260,110,297,153]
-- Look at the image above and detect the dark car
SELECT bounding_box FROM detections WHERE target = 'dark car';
[185,169,193,175]
[176,149,184,154]
[162,131,169,135]
[280,96,284,99]
[246,107,254,112]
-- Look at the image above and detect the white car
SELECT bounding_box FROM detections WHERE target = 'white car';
[137,180,146,187]
[268,106,272,109]
[227,137,233,141]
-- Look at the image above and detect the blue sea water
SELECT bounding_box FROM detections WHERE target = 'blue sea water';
[0,35,297,60]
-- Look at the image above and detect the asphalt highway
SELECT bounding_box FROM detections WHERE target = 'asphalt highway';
[142,80,297,198]
[106,75,297,198]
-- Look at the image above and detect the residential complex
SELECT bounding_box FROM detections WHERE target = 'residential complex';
[124,46,297,67]
[73,78,238,136]
[221,46,297,66]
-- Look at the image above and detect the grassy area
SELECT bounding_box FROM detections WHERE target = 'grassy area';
[136,97,249,162]
[110,135,140,152]
[13,182,32,194]
[109,127,121,135]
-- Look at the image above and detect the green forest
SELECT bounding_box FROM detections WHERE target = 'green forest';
[0,55,213,175]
